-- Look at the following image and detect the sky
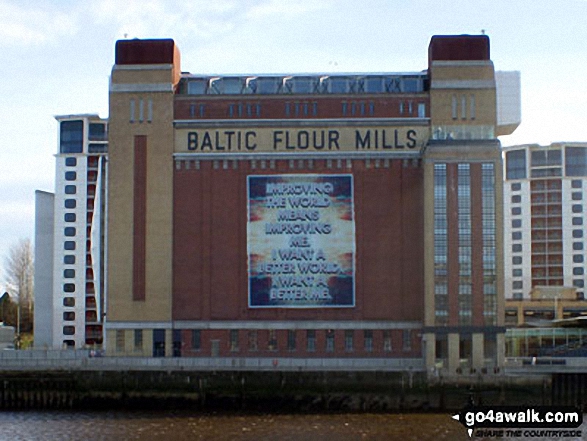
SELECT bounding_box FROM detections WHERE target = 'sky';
[1,0,587,288]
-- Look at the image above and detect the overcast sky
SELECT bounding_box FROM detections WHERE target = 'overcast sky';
[1,0,587,288]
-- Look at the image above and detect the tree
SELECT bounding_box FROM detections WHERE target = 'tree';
[3,238,34,337]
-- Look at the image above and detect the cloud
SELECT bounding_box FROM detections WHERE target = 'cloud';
[91,0,240,40]
[0,2,77,45]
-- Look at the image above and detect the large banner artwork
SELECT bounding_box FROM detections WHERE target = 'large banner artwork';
[248,174,355,308]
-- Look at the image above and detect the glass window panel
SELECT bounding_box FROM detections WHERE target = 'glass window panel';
[187,79,207,94]
[506,150,526,180]
[566,147,587,176]
[60,120,83,154]
[89,123,107,141]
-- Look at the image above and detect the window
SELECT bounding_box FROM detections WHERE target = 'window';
[573,217,583,226]
[88,143,107,153]
[307,330,316,352]
[513,281,523,290]
[230,330,239,352]
[512,244,522,253]
[512,219,522,228]
[287,330,296,351]
[451,95,457,119]
[573,205,583,214]
[469,94,476,119]
[134,330,143,351]
[89,123,107,141]
[574,280,585,288]
[512,232,522,241]
[573,267,585,276]
[116,330,125,352]
[191,330,201,351]
[572,180,583,189]
[512,256,522,265]
[64,213,76,222]
[573,230,584,239]
[573,242,584,251]
[402,330,412,351]
[268,330,277,351]
[513,269,523,277]
[506,150,526,180]
[65,199,76,209]
[63,297,75,307]
[63,326,75,336]
[63,283,75,293]
[247,330,257,352]
[573,255,584,263]
[65,185,76,195]
[64,227,76,237]
[60,120,83,154]
[325,330,334,352]
[359,330,372,352]
[511,195,522,203]
[566,147,587,176]
[383,330,392,352]
[511,183,521,191]
[63,311,75,321]
[512,207,522,216]
[64,241,75,250]
[65,157,77,167]
[344,330,354,352]
[63,269,75,278]
[531,149,561,167]
[572,192,583,201]
[65,171,76,181]
[63,255,75,264]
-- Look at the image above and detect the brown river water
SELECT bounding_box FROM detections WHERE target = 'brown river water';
[0,411,471,440]
[0,411,585,440]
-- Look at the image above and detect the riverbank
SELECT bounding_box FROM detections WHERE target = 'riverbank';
[0,370,556,411]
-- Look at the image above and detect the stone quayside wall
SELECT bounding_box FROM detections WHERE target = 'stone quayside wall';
[0,370,558,411]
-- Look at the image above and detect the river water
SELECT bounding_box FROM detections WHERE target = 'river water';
[0,411,471,441]
[1,411,585,440]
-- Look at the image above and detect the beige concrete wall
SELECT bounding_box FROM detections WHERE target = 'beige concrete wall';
[430,62,495,82]
[429,60,497,130]
[472,333,484,370]
[423,160,436,327]
[107,60,179,354]
[111,66,176,86]
[447,333,460,374]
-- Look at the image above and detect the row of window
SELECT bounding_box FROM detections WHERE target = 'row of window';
[181,75,426,96]
[60,120,107,154]
[129,98,153,123]
[188,100,427,119]
[451,94,476,120]
[119,329,414,353]
[506,148,587,179]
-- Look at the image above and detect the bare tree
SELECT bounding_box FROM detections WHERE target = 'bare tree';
[3,238,34,337]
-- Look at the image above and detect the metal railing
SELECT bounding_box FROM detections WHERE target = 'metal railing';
[0,350,424,372]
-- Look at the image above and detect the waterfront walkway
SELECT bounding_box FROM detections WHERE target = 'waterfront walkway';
[0,350,423,372]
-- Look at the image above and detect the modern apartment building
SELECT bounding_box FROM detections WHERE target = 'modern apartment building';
[503,143,587,325]
[34,115,108,349]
